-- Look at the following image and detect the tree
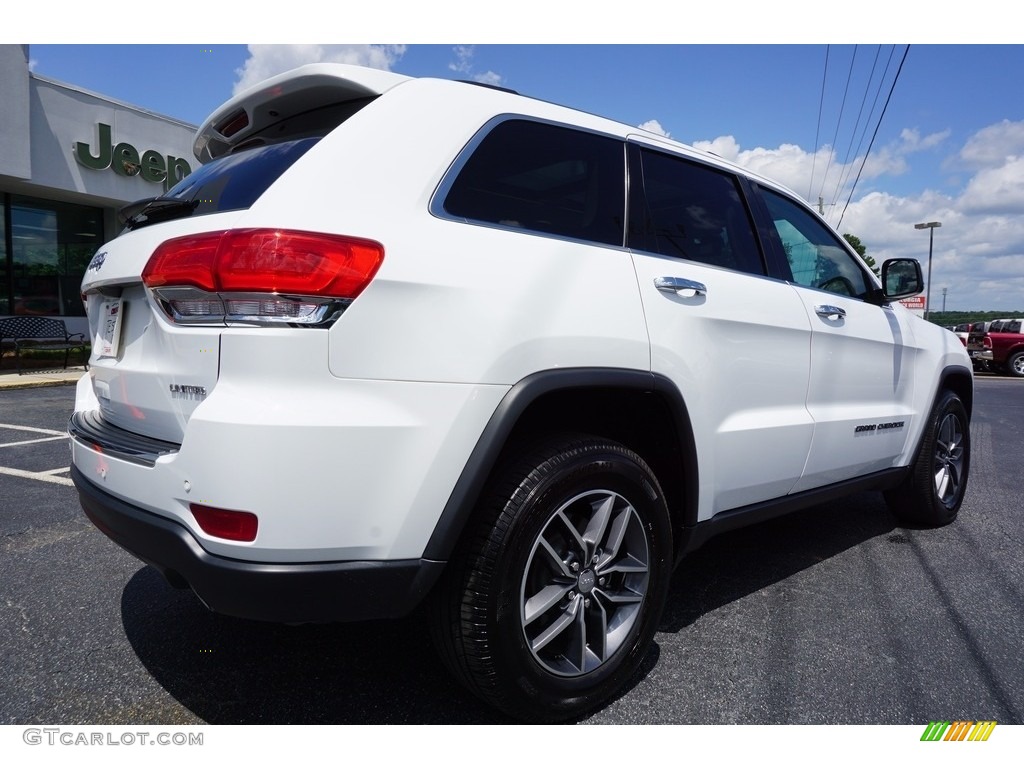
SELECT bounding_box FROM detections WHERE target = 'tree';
[843,233,879,277]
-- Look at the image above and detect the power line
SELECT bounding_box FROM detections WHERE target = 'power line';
[807,45,830,202]
[836,44,911,230]
[815,45,859,207]
[827,45,885,217]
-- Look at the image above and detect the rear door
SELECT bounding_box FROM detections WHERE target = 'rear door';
[626,142,814,518]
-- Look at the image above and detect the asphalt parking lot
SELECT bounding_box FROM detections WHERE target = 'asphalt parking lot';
[1,375,1022,725]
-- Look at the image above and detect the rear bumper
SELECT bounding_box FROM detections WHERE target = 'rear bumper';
[72,465,444,623]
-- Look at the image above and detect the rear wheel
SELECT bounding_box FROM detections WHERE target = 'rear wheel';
[885,390,970,526]
[430,434,672,722]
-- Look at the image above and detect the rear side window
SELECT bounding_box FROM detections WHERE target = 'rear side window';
[628,147,765,275]
[443,120,625,246]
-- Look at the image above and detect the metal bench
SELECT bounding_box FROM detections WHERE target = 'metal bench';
[0,317,89,374]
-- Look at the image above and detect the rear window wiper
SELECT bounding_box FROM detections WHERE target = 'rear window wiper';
[120,197,200,231]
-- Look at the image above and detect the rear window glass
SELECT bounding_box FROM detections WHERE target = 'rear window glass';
[120,137,319,231]
[164,137,320,214]
[443,120,625,246]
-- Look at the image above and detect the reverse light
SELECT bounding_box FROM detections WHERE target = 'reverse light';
[190,503,259,542]
[142,228,384,326]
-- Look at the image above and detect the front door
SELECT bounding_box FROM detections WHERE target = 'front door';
[757,188,918,492]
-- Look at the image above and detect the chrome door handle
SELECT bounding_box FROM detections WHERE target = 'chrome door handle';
[815,304,846,320]
[654,277,707,297]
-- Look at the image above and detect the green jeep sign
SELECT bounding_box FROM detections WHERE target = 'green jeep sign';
[75,123,192,191]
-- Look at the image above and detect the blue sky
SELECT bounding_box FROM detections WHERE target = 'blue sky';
[16,32,1024,312]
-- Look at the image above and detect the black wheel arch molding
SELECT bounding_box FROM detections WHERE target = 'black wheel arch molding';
[936,363,974,419]
[423,367,700,563]
[901,363,973,470]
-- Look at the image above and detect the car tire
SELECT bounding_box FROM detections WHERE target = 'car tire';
[885,390,970,526]
[1007,351,1024,378]
[429,433,672,722]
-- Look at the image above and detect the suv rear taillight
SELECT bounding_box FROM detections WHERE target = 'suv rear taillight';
[142,229,384,326]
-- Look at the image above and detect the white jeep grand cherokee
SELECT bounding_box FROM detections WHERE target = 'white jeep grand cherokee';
[70,64,972,722]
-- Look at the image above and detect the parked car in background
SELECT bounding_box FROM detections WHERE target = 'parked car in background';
[951,323,970,347]
[966,321,992,371]
[979,319,1024,377]
[68,63,973,722]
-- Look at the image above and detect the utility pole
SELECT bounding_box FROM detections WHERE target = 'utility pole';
[914,221,942,321]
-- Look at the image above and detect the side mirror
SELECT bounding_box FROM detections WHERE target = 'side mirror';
[881,258,923,300]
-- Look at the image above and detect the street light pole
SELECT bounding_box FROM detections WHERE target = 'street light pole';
[914,221,942,320]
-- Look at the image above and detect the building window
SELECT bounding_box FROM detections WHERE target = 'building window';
[0,204,7,315]
[4,194,104,317]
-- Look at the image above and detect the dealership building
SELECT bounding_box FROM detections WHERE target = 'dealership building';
[0,45,197,335]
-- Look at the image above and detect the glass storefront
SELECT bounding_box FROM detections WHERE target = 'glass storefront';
[3,193,104,317]
[0,205,6,315]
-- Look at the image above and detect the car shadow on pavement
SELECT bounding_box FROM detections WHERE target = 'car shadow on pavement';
[119,568,511,724]
[119,492,895,725]
[659,492,897,633]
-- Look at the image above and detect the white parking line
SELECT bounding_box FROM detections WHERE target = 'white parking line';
[0,465,75,487]
[0,435,68,449]
[0,423,66,436]
[0,424,74,486]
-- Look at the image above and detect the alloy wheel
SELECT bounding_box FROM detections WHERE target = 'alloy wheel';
[520,489,650,677]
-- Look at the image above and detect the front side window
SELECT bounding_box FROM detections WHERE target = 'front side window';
[762,189,870,299]
[628,148,765,275]
[443,120,625,247]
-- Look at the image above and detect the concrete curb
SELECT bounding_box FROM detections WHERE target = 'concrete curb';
[0,371,85,391]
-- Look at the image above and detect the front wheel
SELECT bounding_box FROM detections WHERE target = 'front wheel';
[885,390,970,526]
[1007,351,1024,378]
[430,434,672,722]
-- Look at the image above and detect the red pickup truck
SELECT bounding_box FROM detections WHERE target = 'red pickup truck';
[978,318,1024,377]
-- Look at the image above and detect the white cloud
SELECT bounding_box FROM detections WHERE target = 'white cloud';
[473,71,503,86]
[233,45,407,95]
[447,46,503,86]
[897,127,950,152]
[449,45,475,75]
[957,119,1024,169]
[959,156,1024,214]
[638,120,670,138]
